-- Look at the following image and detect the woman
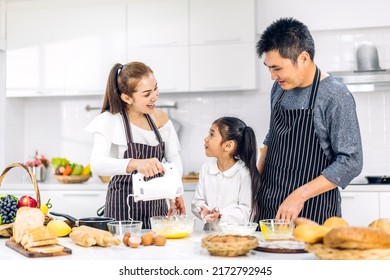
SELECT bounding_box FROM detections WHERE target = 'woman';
[85,62,185,229]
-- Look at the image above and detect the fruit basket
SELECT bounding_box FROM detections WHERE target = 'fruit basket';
[0,162,52,237]
[54,174,91,184]
[201,234,259,257]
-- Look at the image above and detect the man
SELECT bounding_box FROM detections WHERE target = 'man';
[256,18,363,224]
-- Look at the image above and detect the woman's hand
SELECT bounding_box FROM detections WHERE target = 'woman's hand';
[127,158,164,178]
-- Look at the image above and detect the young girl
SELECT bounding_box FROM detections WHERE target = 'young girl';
[85,61,185,229]
[191,117,261,230]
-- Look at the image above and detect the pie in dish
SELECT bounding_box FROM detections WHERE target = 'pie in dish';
[201,234,258,257]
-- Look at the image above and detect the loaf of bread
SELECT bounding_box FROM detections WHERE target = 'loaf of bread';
[13,207,45,244]
[20,226,58,249]
[27,244,65,254]
[71,225,120,247]
[293,217,318,227]
[293,223,331,244]
[323,216,349,229]
[323,226,390,249]
[69,230,96,247]
[368,218,390,234]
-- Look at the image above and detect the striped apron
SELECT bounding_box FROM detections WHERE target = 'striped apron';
[259,67,341,224]
[104,110,168,229]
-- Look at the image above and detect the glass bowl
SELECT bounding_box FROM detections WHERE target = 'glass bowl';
[150,216,195,239]
[259,219,294,241]
[107,220,143,238]
[219,222,258,235]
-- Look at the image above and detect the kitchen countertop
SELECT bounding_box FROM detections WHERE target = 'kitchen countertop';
[0,231,316,260]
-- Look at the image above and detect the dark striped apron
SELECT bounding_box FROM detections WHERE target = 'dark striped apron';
[104,110,168,229]
[259,67,341,224]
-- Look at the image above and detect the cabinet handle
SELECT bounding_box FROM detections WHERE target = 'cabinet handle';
[202,85,242,91]
[341,195,356,199]
[202,38,242,44]
[138,41,179,47]
[62,193,100,197]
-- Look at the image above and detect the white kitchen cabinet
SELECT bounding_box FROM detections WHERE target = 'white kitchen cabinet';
[0,0,6,50]
[257,0,390,32]
[183,184,203,231]
[189,0,254,45]
[189,0,256,92]
[126,0,189,93]
[128,46,190,93]
[340,191,380,226]
[2,185,107,219]
[190,43,256,92]
[6,0,126,97]
[379,192,390,218]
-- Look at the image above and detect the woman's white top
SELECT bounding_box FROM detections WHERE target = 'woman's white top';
[191,159,252,229]
[85,111,183,177]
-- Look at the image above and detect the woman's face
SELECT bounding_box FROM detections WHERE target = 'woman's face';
[263,49,311,90]
[130,73,159,114]
[204,124,224,158]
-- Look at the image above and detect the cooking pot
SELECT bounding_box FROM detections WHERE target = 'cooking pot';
[365,176,390,184]
[49,211,114,231]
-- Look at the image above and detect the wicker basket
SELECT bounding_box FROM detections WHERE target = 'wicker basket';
[305,243,390,260]
[54,174,91,184]
[202,234,259,257]
[0,162,52,237]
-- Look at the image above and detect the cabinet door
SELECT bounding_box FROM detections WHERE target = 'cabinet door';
[128,47,189,93]
[48,190,107,218]
[190,0,255,44]
[6,1,66,97]
[190,43,256,91]
[0,0,6,50]
[183,187,203,231]
[379,192,390,218]
[340,192,379,226]
[127,0,188,48]
[64,3,126,94]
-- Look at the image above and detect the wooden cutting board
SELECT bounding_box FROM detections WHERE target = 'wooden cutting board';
[5,239,72,258]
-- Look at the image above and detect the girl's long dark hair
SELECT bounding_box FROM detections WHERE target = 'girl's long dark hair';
[101,62,153,114]
[213,117,261,221]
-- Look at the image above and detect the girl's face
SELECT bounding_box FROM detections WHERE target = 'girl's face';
[129,73,159,114]
[204,124,224,158]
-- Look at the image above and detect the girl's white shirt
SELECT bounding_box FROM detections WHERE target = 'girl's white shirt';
[85,111,183,177]
[191,159,252,229]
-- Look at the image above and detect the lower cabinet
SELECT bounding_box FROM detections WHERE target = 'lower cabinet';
[340,191,380,226]
[379,192,390,218]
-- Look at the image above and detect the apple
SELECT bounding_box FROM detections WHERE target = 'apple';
[17,195,38,208]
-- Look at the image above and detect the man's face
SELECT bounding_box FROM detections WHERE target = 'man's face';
[263,50,310,90]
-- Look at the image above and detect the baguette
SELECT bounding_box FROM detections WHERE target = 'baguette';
[72,226,120,247]
[324,226,390,249]
[69,230,96,247]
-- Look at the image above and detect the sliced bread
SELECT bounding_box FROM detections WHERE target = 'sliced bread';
[13,207,45,244]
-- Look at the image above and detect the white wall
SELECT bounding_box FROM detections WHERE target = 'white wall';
[3,0,390,183]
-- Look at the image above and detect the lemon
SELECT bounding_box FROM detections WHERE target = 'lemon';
[81,164,91,175]
[47,219,72,237]
[40,204,49,215]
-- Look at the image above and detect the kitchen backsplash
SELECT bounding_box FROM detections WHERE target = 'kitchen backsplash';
[3,26,390,183]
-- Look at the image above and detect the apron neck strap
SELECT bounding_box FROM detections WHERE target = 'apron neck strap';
[308,66,321,109]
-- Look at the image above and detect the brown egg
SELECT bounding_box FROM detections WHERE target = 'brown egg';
[129,236,141,248]
[123,231,131,246]
[141,232,154,246]
[154,235,167,246]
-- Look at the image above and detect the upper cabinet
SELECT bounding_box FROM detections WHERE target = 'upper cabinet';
[127,0,256,93]
[127,0,190,93]
[6,0,126,97]
[257,0,390,32]
[0,0,5,50]
[189,0,256,92]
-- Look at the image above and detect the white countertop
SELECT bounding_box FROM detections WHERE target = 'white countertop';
[0,231,316,260]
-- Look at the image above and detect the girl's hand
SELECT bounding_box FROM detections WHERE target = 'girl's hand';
[127,158,164,177]
[205,208,221,222]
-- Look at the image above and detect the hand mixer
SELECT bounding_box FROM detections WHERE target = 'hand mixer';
[130,161,183,202]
